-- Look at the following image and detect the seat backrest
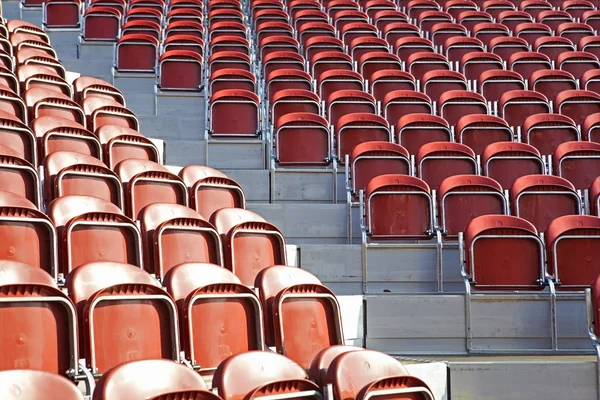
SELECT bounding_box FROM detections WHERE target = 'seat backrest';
[163,262,264,374]
[326,350,410,400]
[481,141,545,190]
[522,113,579,155]
[48,195,142,275]
[139,202,222,279]
[0,260,77,375]
[179,165,245,217]
[417,141,478,190]
[456,114,513,155]
[44,150,123,209]
[464,214,543,290]
[255,265,322,345]
[96,125,160,169]
[92,359,208,400]
[546,215,600,291]
[66,261,178,374]
[0,370,83,400]
[365,174,434,240]
[308,345,365,388]
[553,141,600,190]
[438,174,507,237]
[511,174,581,232]
[210,208,287,286]
[32,116,102,164]
[396,113,451,155]
[213,351,311,400]
[116,158,188,219]
[350,141,411,196]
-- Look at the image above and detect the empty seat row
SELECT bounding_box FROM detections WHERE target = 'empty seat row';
[0,261,342,381]
[0,348,435,400]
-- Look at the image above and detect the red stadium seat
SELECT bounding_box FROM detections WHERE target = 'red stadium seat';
[488,36,529,61]
[584,112,600,143]
[164,263,264,374]
[23,88,85,126]
[557,22,595,45]
[262,51,305,78]
[395,37,435,62]
[158,50,203,91]
[384,91,433,128]
[0,110,36,165]
[82,97,139,131]
[327,90,376,129]
[115,34,158,72]
[534,36,575,61]
[209,68,256,94]
[522,113,579,155]
[358,52,402,82]
[472,22,510,47]
[479,70,526,105]
[116,159,188,219]
[82,7,121,41]
[463,214,545,290]
[407,52,451,82]
[50,195,142,276]
[66,262,179,376]
[396,114,451,155]
[365,175,435,240]
[417,142,478,190]
[326,350,433,400]
[459,52,504,82]
[457,11,493,32]
[309,345,365,388]
[370,70,416,104]
[438,90,488,127]
[349,141,411,197]
[318,70,364,105]
[456,114,513,155]
[553,141,600,190]
[499,90,550,131]
[92,359,216,400]
[509,52,552,81]
[270,89,320,130]
[255,266,344,368]
[0,370,83,400]
[498,10,533,32]
[72,76,126,106]
[438,175,507,238]
[0,145,40,207]
[514,22,552,46]
[179,165,245,217]
[557,51,600,81]
[422,70,468,104]
[546,215,600,291]
[44,151,123,208]
[32,116,101,163]
[511,174,581,232]
[208,52,251,75]
[139,203,222,279]
[210,208,287,286]
[0,261,77,375]
[482,142,545,190]
[209,89,260,137]
[274,112,331,166]
[311,52,353,81]
[213,351,321,400]
[382,22,420,46]
[530,70,578,103]
[95,125,160,169]
[336,113,390,162]
[556,90,600,127]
